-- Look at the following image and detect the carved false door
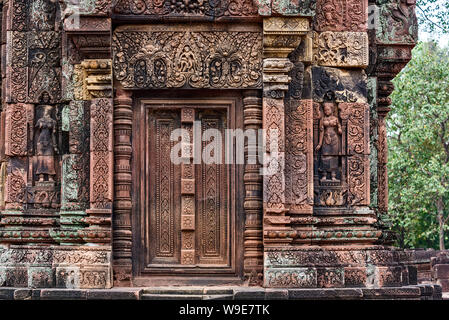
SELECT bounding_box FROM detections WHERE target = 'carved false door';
[138,100,237,280]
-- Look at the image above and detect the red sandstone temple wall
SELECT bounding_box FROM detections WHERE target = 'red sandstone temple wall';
[0,0,421,290]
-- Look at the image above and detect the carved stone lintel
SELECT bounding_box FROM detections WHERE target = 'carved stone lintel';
[313,31,369,68]
[112,24,263,90]
[112,0,258,18]
[5,104,33,157]
[314,0,367,32]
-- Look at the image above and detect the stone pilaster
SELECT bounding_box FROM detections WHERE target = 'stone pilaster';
[243,90,264,286]
[262,17,310,248]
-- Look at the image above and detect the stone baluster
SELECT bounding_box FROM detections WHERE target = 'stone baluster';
[113,89,133,286]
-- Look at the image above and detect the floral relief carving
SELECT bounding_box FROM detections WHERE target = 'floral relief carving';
[90,98,113,209]
[313,31,369,68]
[112,25,262,89]
[313,96,370,207]
[314,0,367,32]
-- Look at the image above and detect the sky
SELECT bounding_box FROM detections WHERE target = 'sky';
[420,32,449,47]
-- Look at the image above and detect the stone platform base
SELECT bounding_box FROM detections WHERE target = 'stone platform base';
[0,284,442,300]
[264,246,420,288]
[0,245,112,289]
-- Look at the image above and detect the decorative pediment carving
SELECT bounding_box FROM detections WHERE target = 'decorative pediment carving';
[112,24,263,89]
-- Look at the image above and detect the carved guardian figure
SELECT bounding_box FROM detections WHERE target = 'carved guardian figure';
[316,92,342,182]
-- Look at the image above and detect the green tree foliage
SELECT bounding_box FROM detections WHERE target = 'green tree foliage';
[387,42,449,249]
[416,0,449,34]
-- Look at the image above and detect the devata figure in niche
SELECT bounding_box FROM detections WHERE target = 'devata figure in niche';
[35,105,58,182]
[315,91,342,182]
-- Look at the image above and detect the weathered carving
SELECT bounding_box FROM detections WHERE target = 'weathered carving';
[264,268,317,288]
[74,60,112,101]
[314,0,367,32]
[5,168,26,208]
[28,31,62,103]
[313,31,369,68]
[375,0,418,45]
[61,154,89,210]
[285,100,314,213]
[6,32,28,103]
[112,24,262,89]
[271,0,316,16]
[312,66,367,103]
[5,104,33,156]
[26,185,61,209]
[60,0,111,16]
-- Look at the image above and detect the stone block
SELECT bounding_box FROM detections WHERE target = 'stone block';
[87,289,141,300]
[362,287,421,300]
[314,0,367,32]
[432,264,449,279]
[233,288,266,300]
[313,31,369,68]
[0,288,15,300]
[437,279,449,292]
[312,66,367,103]
[376,266,402,287]
[56,267,80,289]
[28,267,54,288]
[264,267,317,288]
[40,289,87,300]
[344,267,367,287]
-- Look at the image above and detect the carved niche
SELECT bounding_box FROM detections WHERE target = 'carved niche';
[112,24,263,89]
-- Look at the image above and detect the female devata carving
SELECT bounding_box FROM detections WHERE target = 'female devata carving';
[315,91,342,182]
[35,105,58,182]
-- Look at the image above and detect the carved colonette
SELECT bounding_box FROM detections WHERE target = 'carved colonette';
[0,0,113,288]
